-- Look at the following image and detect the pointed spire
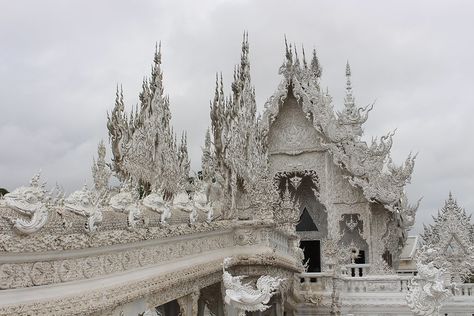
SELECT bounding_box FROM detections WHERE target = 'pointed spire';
[344,61,355,108]
[302,45,307,69]
[310,49,322,78]
[154,41,162,65]
[293,45,300,68]
[233,31,251,94]
[150,41,163,97]
[284,35,293,64]
[120,84,124,105]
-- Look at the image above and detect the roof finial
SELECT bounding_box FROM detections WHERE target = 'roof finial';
[154,41,162,65]
[310,48,322,78]
[344,60,354,108]
[302,45,307,69]
[284,35,292,64]
[294,44,300,68]
[448,191,454,201]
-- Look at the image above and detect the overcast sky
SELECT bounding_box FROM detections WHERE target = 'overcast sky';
[1,0,473,233]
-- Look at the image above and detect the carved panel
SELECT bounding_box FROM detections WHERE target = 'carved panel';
[267,94,323,155]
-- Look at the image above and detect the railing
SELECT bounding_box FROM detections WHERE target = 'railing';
[298,272,332,292]
[298,270,474,298]
[342,263,371,277]
[457,283,474,296]
[298,269,412,294]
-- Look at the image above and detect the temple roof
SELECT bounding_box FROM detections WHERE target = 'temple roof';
[261,40,420,231]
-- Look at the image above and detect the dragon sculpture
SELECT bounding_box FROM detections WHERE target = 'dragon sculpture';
[2,172,51,235]
[222,257,284,316]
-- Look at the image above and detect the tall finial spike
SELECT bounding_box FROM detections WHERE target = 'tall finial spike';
[310,48,322,78]
[284,35,292,63]
[154,41,162,65]
[302,45,307,69]
[344,60,355,109]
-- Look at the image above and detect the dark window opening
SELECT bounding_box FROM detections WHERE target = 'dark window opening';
[382,250,393,267]
[300,240,321,272]
[354,250,365,264]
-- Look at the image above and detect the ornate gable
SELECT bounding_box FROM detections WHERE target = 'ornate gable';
[420,193,474,282]
[261,40,420,235]
[267,90,323,155]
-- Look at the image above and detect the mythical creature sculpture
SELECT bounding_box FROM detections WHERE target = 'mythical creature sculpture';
[109,184,141,228]
[64,185,103,233]
[172,192,198,225]
[406,261,453,316]
[2,172,53,235]
[222,258,284,316]
[142,192,172,225]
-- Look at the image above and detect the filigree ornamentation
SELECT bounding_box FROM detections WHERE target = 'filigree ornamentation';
[275,184,300,225]
[320,238,351,273]
[2,37,463,316]
[420,193,474,282]
[223,257,284,316]
[345,214,358,232]
[107,43,189,199]
[260,39,419,241]
[289,175,302,190]
[207,33,268,218]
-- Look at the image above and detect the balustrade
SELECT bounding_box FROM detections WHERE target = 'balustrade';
[343,263,371,277]
[457,283,474,296]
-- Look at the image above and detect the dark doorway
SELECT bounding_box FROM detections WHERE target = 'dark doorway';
[300,240,321,272]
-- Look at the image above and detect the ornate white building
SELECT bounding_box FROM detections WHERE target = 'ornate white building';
[0,35,473,316]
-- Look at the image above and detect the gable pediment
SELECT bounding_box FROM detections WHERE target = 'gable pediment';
[267,92,323,155]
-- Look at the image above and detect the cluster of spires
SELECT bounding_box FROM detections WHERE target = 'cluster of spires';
[103,33,417,231]
[106,42,189,196]
[281,36,323,81]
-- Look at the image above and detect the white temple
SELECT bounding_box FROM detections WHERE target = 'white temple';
[0,35,473,316]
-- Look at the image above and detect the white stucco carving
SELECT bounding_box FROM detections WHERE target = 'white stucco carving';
[108,181,143,229]
[1,36,473,316]
[406,261,453,316]
[64,185,103,233]
[142,192,172,225]
[3,172,51,235]
[222,258,284,315]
